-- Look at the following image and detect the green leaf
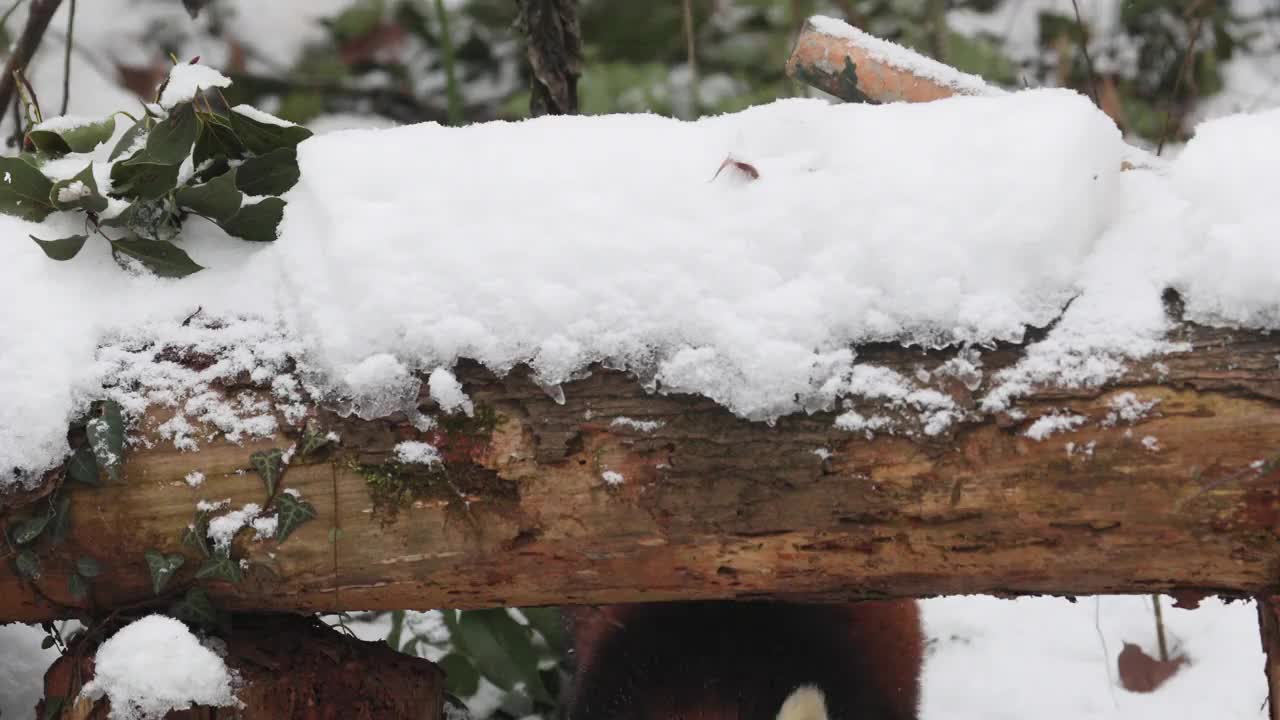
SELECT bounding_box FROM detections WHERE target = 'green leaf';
[195,549,242,584]
[86,400,125,482]
[169,587,218,629]
[218,196,284,242]
[68,572,89,601]
[439,653,480,697]
[235,147,300,196]
[46,494,72,546]
[300,427,331,457]
[182,514,211,558]
[111,237,204,278]
[229,108,312,155]
[50,163,108,213]
[12,514,50,544]
[146,103,199,165]
[193,114,245,169]
[40,634,55,649]
[76,556,102,578]
[109,117,147,161]
[42,696,65,720]
[30,234,88,261]
[109,154,181,201]
[455,609,552,701]
[273,492,317,543]
[14,549,40,579]
[176,166,241,222]
[250,449,285,495]
[145,549,185,594]
[28,115,117,156]
[0,155,55,221]
[520,607,568,656]
[67,445,100,485]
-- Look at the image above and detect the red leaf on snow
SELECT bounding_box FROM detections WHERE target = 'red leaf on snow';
[1117,642,1187,693]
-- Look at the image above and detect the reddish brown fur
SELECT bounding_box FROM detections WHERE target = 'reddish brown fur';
[565,600,922,720]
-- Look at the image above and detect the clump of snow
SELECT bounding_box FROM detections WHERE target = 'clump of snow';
[394,441,443,466]
[56,181,91,203]
[341,353,420,420]
[807,15,998,97]
[206,503,260,550]
[231,105,295,128]
[1104,392,1159,426]
[601,470,625,486]
[1141,435,1161,452]
[80,615,236,720]
[610,416,664,433]
[184,471,205,488]
[812,448,832,460]
[250,514,278,540]
[195,498,229,512]
[1024,412,1088,441]
[834,410,891,435]
[428,368,473,416]
[158,64,231,108]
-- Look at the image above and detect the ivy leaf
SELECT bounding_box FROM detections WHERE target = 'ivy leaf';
[438,653,481,697]
[68,572,89,601]
[195,548,242,584]
[50,163,108,213]
[109,117,147,161]
[75,556,102,578]
[46,494,72,546]
[182,517,211,558]
[67,445,100,485]
[11,514,50,545]
[175,166,241,222]
[109,154,182,201]
[170,587,218,629]
[273,492,317,543]
[30,234,88,261]
[14,549,40,579]
[250,449,285,495]
[0,155,55,221]
[300,427,331,457]
[519,606,568,656]
[455,609,552,702]
[144,549,185,594]
[235,147,300,196]
[28,115,117,156]
[218,197,284,242]
[111,237,205,278]
[146,103,200,165]
[86,400,125,483]
[229,108,312,154]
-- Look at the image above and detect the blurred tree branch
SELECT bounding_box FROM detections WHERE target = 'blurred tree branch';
[0,0,63,123]
[515,0,582,116]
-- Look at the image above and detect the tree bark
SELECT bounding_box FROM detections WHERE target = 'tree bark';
[1,321,1279,623]
[516,0,583,116]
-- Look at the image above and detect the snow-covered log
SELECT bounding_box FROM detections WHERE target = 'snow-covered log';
[2,40,1279,624]
[1,319,1279,623]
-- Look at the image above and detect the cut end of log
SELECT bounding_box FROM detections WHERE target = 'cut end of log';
[786,16,997,105]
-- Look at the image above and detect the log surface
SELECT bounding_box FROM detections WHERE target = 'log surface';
[2,321,1279,623]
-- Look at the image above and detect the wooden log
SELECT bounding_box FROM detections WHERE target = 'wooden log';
[1,320,1278,623]
[786,17,996,104]
[36,614,443,720]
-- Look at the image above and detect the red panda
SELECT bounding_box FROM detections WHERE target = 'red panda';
[564,600,923,720]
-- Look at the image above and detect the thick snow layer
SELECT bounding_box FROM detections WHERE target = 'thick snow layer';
[80,615,236,720]
[282,90,1120,418]
[1,89,1279,486]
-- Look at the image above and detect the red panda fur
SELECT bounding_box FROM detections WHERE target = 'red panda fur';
[565,600,922,720]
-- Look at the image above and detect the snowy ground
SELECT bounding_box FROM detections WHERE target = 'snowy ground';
[0,596,1263,720]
